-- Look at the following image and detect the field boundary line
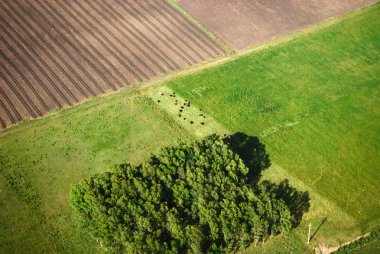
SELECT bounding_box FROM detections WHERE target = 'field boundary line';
[166,0,234,54]
[137,0,204,62]
[240,2,380,55]
[1,3,377,135]
[119,0,191,66]
[136,3,379,92]
[155,0,224,58]
[0,115,6,128]
[317,232,372,254]
[147,0,214,60]
[125,0,199,65]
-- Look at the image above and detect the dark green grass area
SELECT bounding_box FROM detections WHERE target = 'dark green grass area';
[351,238,380,254]
[333,229,380,254]
[168,2,380,236]
[0,94,190,253]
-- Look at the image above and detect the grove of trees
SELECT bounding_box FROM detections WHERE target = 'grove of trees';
[70,134,309,253]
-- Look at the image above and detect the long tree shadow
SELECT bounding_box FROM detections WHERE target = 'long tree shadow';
[276,180,310,227]
[223,132,310,228]
[223,132,271,183]
[263,179,310,227]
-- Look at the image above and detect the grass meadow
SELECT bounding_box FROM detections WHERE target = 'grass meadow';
[0,3,379,254]
[0,93,190,253]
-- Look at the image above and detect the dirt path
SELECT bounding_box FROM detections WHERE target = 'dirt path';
[317,233,371,254]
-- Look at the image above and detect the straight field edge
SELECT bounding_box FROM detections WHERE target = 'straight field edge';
[1,2,378,137]
[166,0,235,54]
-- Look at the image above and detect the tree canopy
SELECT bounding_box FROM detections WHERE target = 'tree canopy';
[70,134,308,253]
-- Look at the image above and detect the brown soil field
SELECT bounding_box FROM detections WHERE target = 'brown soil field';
[0,0,225,129]
[177,0,378,50]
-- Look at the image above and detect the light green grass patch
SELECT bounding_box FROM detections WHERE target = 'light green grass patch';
[0,93,190,254]
[147,86,229,137]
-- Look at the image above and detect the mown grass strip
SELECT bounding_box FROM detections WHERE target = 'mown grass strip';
[147,86,229,137]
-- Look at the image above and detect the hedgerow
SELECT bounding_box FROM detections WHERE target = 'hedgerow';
[332,229,379,254]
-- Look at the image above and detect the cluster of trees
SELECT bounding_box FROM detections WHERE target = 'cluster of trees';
[70,134,309,253]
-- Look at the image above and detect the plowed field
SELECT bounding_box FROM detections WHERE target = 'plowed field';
[0,0,225,129]
[178,0,377,50]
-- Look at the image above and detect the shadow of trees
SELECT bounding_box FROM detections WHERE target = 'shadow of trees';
[224,132,310,228]
[223,132,271,183]
[263,179,310,227]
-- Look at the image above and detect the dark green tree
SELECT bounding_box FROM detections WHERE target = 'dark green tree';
[71,134,306,253]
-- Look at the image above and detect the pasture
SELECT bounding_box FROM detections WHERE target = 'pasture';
[0,92,191,253]
[0,0,225,129]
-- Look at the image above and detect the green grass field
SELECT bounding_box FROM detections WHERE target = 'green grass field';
[0,93,191,253]
[166,2,380,248]
[0,3,379,254]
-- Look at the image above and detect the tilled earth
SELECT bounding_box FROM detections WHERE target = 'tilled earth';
[0,0,225,129]
[177,0,377,50]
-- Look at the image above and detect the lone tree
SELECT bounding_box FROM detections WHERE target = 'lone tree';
[70,134,308,253]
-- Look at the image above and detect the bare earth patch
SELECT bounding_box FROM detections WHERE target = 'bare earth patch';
[177,0,377,50]
[317,233,370,254]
